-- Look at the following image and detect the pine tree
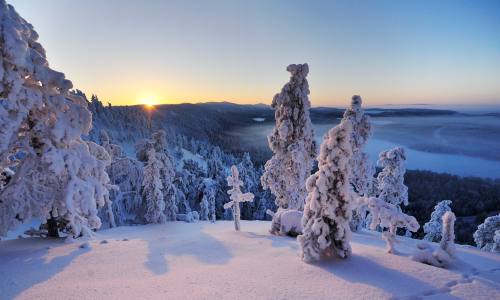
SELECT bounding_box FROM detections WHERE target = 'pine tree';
[224,166,254,231]
[473,214,500,253]
[261,64,316,212]
[423,200,453,242]
[342,96,374,231]
[0,1,112,237]
[141,145,166,224]
[151,130,177,221]
[377,147,408,207]
[298,120,353,262]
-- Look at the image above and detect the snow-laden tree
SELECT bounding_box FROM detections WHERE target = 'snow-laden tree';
[439,211,456,256]
[358,196,419,254]
[261,64,316,212]
[0,1,113,237]
[298,120,353,263]
[106,154,144,225]
[377,147,408,207]
[342,95,374,196]
[341,95,375,231]
[493,230,500,253]
[473,214,500,253]
[199,178,216,222]
[141,144,166,224]
[224,166,254,231]
[151,130,177,221]
[423,200,453,242]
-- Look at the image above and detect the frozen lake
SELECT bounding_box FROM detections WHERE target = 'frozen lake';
[231,115,500,179]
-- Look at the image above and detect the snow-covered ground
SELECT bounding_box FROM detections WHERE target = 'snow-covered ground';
[1,221,498,300]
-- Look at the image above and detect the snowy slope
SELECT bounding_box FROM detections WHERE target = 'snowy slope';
[0,221,498,300]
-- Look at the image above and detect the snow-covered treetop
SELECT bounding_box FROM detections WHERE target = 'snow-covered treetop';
[342,95,372,150]
[0,0,79,158]
[377,147,408,207]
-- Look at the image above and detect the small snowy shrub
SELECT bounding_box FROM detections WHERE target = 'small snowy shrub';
[361,197,419,254]
[473,214,500,253]
[267,209,303,236]
[261,63,316,212]
[298,120,353,263]
[412,243,452,268]
[423,200,453,242]
[224,166,254,231]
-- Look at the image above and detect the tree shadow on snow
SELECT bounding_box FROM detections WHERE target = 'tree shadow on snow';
[144,224,232,275]
[316,254,461,299]
[0,237,89,300]
[240,231,299,251]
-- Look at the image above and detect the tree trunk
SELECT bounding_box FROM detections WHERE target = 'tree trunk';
[46,217,59,238]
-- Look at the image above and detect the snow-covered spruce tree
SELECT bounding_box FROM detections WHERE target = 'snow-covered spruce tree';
[261,63,316,212]
[141,143,166,224]
[224,166,254,231]
[151,130,177,221]
[341,95,374,231]
[0,1,113,237]
[439,211,456,256]
[423,200,453,242]
[377,147,408,207]
[473,214,500,253]
[298,120,353,263]
[199,178,216,222]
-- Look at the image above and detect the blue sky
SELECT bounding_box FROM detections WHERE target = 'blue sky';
[9,0,500,106]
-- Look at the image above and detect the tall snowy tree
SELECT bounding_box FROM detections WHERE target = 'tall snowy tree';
[224,166,254,231]
[0,1,112,237]
[376,147,408,207]
[298,120,353,263]
[342,96,375,231]
[199,178,216,222]
[151,130,177,221]
[473,214,500,253]
[423,200,453,242]
[342,95,374,196]
[261,64,316,212]
[141,144,166,224]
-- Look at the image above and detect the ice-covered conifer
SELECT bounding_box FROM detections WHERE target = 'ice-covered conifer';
[298,120,353,263]
[224,166,254,231]
[440,211,456,256]
[141,144,166,224]
[261,64,316,212]
[151,130,177,221]
[377,147,408,207]
[423,200,452,242]
[0,1,113,237]
[342,95,374,197]
[342,96,375,231]
[493,230,500,253]
[199,178,216,222]
[473,214,500,253]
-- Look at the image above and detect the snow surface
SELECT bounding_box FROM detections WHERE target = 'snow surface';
[1,221,498,300]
